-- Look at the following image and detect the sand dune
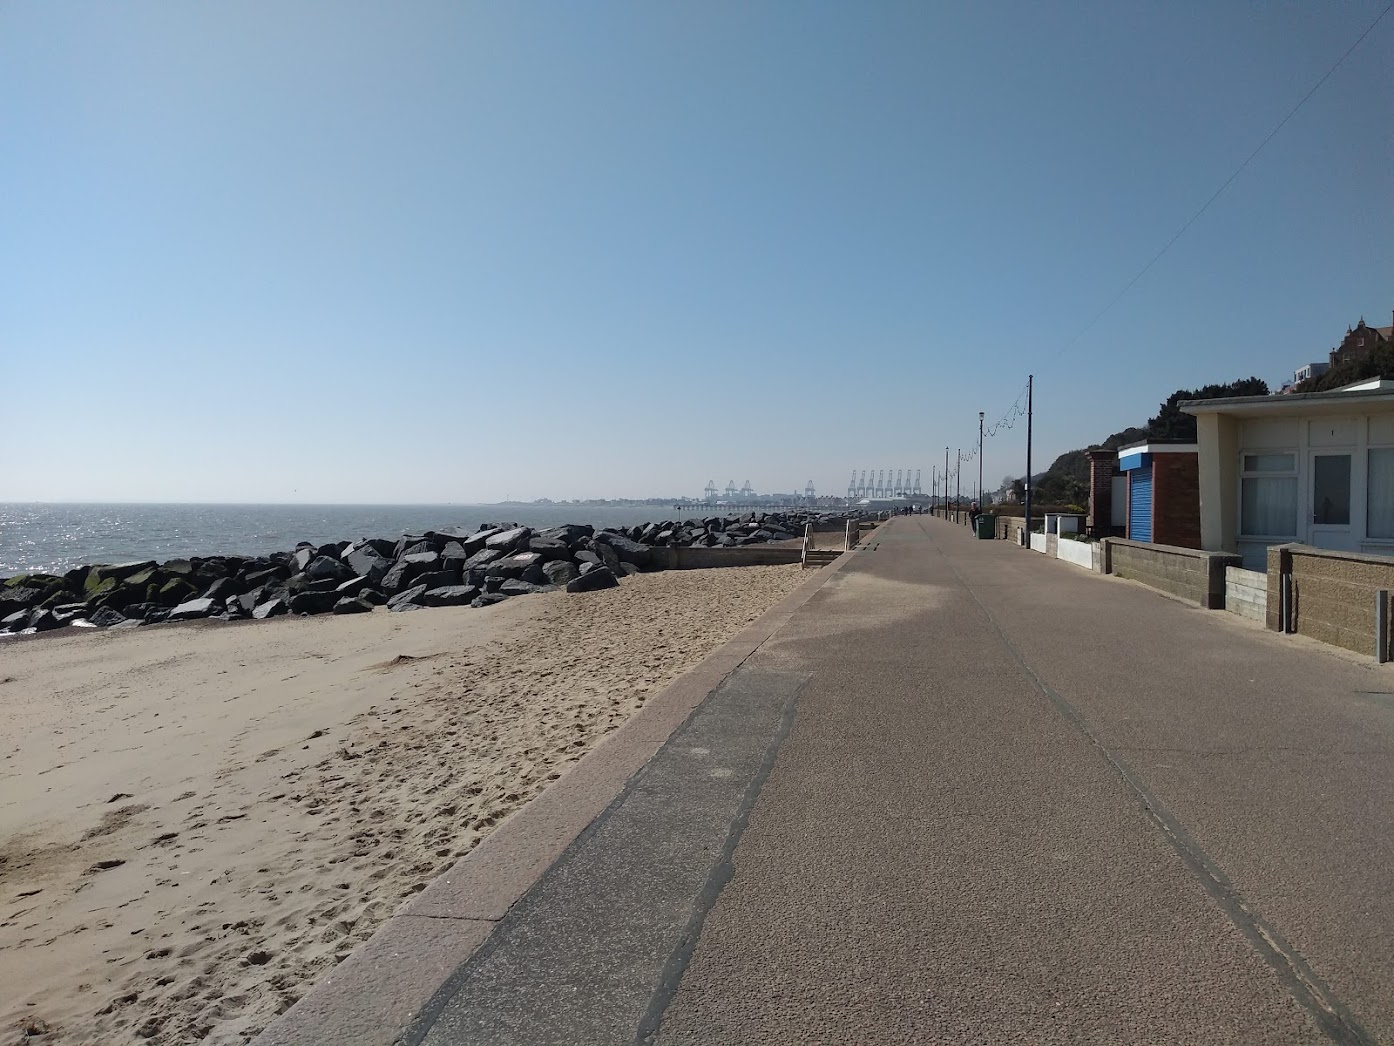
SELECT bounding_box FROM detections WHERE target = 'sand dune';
[0,565,806,1045]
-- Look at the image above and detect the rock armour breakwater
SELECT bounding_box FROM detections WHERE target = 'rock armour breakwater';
[0,511,843,636]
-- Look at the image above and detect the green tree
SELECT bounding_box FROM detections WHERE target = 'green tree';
[1145,377,1269,441]
[1297,343,1394,393]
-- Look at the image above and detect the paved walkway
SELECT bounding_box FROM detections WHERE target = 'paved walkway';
[404,517,1394,1045]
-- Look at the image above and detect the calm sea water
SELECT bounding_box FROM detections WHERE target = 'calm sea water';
[0,504,704,576]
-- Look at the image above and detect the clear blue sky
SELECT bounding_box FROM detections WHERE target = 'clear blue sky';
[4,2,1391,503]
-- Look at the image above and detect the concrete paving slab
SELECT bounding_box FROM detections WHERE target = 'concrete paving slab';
[405,666,809,1046]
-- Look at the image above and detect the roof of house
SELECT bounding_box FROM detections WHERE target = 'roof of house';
[1181,382,1394,417]
[1116,441,1198,455]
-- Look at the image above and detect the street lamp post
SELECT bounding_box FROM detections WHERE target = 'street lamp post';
[978,411,985,507]
[944,446,949,519]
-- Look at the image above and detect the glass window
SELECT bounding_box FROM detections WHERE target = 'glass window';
[1241,477,1297,537]
[1243,453,1295,473]
[1369,448,1394,539]
[1312,455,1351,526]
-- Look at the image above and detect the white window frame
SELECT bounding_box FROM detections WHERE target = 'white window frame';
[1238,450,1299,540]
[1367,438,1394,544]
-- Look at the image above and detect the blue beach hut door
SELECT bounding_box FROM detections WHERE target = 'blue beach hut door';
[1128,469,1153,543]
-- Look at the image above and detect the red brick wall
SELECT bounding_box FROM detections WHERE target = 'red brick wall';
[1087,450,1118,537]
[1151,453,1200,549]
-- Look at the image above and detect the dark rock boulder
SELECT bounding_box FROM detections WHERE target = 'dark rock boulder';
[203,577,236,602]
[575,550,601,567]
[380,552,438,594]
[521,562,550,585]
[0,587,42,618]
[291,548,315,573]
[42,585,85,609]
[157,578,198,607]
[288,590,338,615]
[360,588,389,606]
[287,573,340,595]
[343,543,390,583]
[335,575,371,597]
[619,562,640,577]
[386,584,428,610]
[594,532,652,568]
[420,585,481,607]
[389,599,427,613]
[316,541,348,559]
[89,605,129,628]
[499,579,556,597]
[400,539,436,557]
[243,565,288,588]
[471,592,510,608]
[333,596,375,615]
[485,527,531,554]
[307,556,355,584]
[566,566,619,593]
[416,569,462,591]
[460,548,502,571]
[440,541,467,562]
[28,608,64,632]
[253,597,288,620]
[461,528,503,556]
[168,597,218,622]
[541,560,580,587]
[536,524,593,547]
[484,553,543,581]
[588,540,623,576]
[2,609,30,630]
[525,537,572,561]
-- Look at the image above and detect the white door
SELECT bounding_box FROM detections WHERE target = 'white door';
[1309,452,1357,551]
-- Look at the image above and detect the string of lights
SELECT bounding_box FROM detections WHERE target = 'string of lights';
[935,5,1391,505]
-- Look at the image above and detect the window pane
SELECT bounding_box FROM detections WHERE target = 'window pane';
[1370,449,1394,538]
[1241,477,1297,537]
[1243,453,1295,473]
[1313,455,1351,526]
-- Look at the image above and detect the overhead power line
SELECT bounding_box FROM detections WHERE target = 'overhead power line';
[1040,1,1394,371]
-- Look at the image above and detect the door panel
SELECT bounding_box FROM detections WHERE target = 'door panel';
[1310,452,1356,551]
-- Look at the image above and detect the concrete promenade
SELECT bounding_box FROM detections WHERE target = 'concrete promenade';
[297,517,1394,1044]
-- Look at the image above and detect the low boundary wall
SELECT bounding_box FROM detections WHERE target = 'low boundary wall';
[651,545,803,569]
[1224,567,1267,623]
[995,516,1028,544]
[1267,544,1394,659]
[1056,539,1095,571]
[1103,539,1239,610]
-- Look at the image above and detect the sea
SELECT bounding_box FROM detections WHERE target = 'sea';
[0,503,704,577]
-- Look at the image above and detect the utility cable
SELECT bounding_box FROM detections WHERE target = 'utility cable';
[1039,1,1393,370]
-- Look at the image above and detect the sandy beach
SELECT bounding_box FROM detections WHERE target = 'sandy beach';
[0,565,806,1045]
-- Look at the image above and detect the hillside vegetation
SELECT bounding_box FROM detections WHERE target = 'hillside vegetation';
[1027,378,1268,507]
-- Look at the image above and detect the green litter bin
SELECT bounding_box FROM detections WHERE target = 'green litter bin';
[975,514,995,539]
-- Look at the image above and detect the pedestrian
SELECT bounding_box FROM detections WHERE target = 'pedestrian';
[968,501,980,530]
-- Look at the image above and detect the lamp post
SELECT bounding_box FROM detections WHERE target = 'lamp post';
[944,446,949,519]
[978,411,984,507]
